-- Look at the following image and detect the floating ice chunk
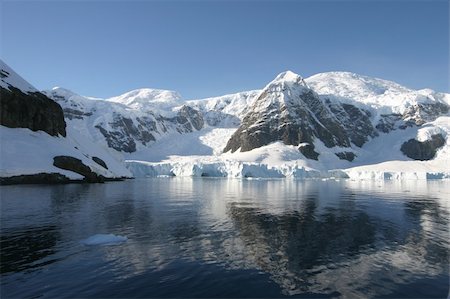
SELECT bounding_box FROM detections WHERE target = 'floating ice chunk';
[81,234,128,246]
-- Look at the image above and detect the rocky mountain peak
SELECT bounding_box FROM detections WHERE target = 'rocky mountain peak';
[223,72,354,158]
[263,70,309,95]
[272,70,305,84]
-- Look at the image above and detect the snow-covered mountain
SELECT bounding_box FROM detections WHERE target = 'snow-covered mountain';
[187,90,260,127]
[44,87,205,154]
[224,70,449,160]
[306,71,450,129]
[223,71,379,160]
[122,71,450,179]
[2,59,449,181]
[0,60,131,184]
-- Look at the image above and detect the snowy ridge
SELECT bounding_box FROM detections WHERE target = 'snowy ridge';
[45,87,205,154]
[187,90,260,127]
[3,60,447,181]
[306,72,449,116]
[251,70,312,113]
[120,71,450,180]
[268,70,309,89]
[0,61,132,182]
[0,60,37,93]
[107,88,182,116]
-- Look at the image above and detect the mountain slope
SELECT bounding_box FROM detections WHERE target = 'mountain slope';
[125,70,449,179]
[0,60,131,184]
[187,90,260,127]
[10,64,447,180]
[306,72,449,128]
[45,87,205,154]
[223,71,378,160]
[1,60,66,137]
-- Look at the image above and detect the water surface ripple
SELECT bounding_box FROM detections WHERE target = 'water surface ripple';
[1,179,449,298]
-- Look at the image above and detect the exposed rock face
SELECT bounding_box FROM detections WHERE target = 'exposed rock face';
[53,156,106,183]
[327,101,377,147]
[95,114,146,153]
[0,86,66,136]
[298,144,319,160]
[223,72,362,157]
[0,173,70,185]
[0,61,131,185]
[93,107,204,153]
[402,103,449,126]
[92,156,108,169]
[175,105,204,132]
[187,90,259,128]
[376,114,403,133]
[62,107,93,120]
[375,103,449,134]
[47,89,205,153]
[400,134,445,161]
[335,151,356,162]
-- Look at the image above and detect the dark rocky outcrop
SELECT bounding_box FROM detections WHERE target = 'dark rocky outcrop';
[48,87,206,154]
[0,173,70,185]
[376,103,449,134]
[0,86,66,136]
[62,108,93,120]
[400,134,445,161]
[93,107,202,153]
[95,114,154,153]
[402,102,449,126]
[175,105,204,132]
[92,156,108,169]
[53,156,106,183]
[223,73,362,160]
[328,101,377,147]
[299,143,319,160]
[376,114,402,133]
[95,124,137,153]
[335,151,356,162]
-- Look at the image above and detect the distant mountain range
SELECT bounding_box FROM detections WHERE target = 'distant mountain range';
[1,59,449,182]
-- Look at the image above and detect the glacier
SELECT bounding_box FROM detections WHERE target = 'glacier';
[2,58,449,182]
[121,71,450,180]
[81,234,128,246]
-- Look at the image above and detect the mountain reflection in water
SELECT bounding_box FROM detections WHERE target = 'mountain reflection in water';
[1,179,449,298]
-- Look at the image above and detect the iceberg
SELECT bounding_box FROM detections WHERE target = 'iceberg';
[81,234,128,246]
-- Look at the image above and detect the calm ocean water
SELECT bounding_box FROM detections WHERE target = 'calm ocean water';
[1,178,449,298]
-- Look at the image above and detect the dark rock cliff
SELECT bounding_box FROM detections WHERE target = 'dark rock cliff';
[400,134,445,161]
[222,72,379,160]
[223,88,353,156]
[53,156,106,183]
[0,86,66,137]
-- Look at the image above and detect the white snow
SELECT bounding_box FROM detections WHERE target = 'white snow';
[416,125,446,142]
[0,125,132,179]
[107,88,182,116]
[187,90,260,127]
[0,59,38,93]
[305,71,449,116]
[4,63,449,181]
[52,70,449,181]
[124,111,450,180]
[81,234,128,246]
[271,70,307,86]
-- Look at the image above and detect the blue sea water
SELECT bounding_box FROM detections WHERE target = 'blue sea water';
[1,178,449,298]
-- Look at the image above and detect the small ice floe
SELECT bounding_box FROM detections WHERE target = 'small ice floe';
[81,234,128,246]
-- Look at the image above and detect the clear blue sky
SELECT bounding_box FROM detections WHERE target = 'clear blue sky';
[1,0,448,99]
